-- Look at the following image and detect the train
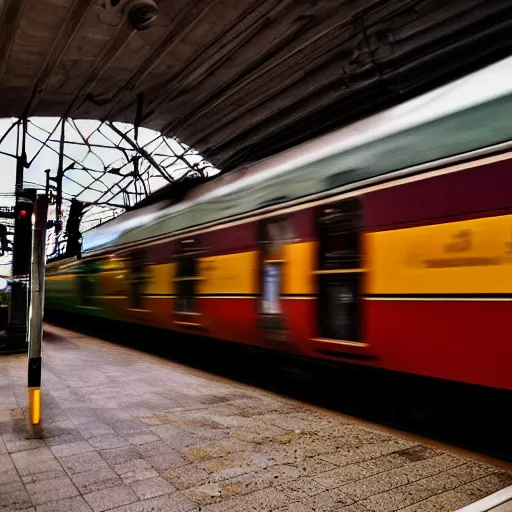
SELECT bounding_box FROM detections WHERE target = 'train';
[46,56,512,392]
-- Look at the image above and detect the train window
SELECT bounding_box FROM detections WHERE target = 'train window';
[129,250,147,309]
[174,238,203,314]
[261,262,282,315]
[318,275,360,341]
[260,216,295,256]
[174,257,198,313]
[77,274,95,306]
[316,197,363,342]
[258,216,292,332]
[317,197,362,270]
[76,259,103,307]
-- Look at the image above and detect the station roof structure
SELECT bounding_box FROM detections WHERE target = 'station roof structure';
[1,0,512,175]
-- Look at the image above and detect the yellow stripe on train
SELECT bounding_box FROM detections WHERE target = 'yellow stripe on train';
[146,263,176,295]
[196,242,316,296]
[45,241,317,297]
[282,241,316,296]
[366,214,512,294]
[198,251,259,295]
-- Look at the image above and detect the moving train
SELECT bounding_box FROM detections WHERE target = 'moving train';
[46,56,512,392]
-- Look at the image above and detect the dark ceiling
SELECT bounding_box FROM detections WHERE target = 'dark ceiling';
[1,0,512,173]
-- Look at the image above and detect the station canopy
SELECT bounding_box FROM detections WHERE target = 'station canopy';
[1,0,512,269]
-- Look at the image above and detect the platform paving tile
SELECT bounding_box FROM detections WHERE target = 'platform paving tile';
[109,494,198,512]
[183,462,308,506]
[1,324,512,512]
[317,438,418,467]
[76,422,117,440]
[200,487,289,512]
[43,427,85,447]
[137,442,188,471]
[24,474,80,506]
[163,449,273,490]
[35,495,93,512]
[2,433,46,453]
[337,464,512,512]
[0,481,33,510]
[0,453,21,485]
[11,447,62,476]
[492,501,512,511]
[274,504,315,512]
[60,451,111,475]
[261,411,352,432]
[398,472,512,512]
[292,455,338,476]
[336,453,466,501]
[312,448,441,490]
[278,474,329,501]
[108,419,159,442]
[50,440,96,457]
[88,433,131,450]
[114,459,159,484]
[70,467,123,494]
[148,423,210,450]
[100,445,141,468]
[180,438,254,462]
[0,435,7,453]
[83,483,139,512]
[301,485,357,511]
[21,468,68,484]
[129,475,176,499]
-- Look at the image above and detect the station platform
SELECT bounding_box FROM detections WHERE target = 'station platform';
[1,324,511,512]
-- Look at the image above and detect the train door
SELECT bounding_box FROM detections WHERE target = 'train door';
[173,237,203,328]
[316,197,363,342]
[258,216,293,340]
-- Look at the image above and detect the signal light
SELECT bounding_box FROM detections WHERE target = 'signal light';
[19,209,27,218]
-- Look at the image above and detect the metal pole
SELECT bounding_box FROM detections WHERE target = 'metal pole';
[27,194,48,425]
[55,118,65,236]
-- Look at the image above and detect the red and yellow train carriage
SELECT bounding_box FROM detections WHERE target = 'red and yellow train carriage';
[46,57,512,392]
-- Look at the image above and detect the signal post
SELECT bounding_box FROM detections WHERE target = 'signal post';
[27,195,48,425]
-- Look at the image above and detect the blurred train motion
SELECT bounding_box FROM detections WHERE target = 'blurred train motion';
[46,57,512,392]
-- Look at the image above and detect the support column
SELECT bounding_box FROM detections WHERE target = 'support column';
[27,194,48,425]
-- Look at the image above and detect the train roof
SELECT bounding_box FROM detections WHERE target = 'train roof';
[82,55,512,255]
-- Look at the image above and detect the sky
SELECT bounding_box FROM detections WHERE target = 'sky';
[0,117,218,275]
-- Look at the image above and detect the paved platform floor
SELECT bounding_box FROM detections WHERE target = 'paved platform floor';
[1,325,511,512]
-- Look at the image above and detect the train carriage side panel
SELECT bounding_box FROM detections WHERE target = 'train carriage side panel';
[193,221,259,344]
[47,257,126,321]
[45,272,76,313]
[113,207,319,352]
[364,156,512,391]
[98,255,131,322]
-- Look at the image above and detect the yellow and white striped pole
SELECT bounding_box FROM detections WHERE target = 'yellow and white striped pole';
[27,194,48,425]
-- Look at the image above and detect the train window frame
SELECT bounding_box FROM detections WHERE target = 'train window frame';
[128,249,148,310]
[76,257,106,307]
[77,273,95,307]
[174,256,199,314]
[259,215,296,257]
[315,197,364,343]
[317,197,362,271]
[258,215,294,318]
[173,238,203,315]
[260,260,283,316]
